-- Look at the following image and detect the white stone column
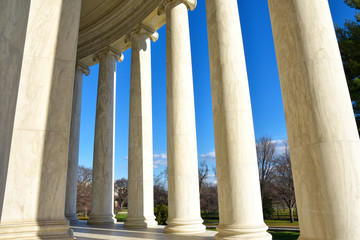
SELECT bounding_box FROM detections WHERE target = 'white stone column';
[0,0,30,217]
[88,48,123,225]
[65,63,90,223]
[124,26,158,229]
[158,0,205,234]
[268,0,360,239]
[205,1,271,239]
[0,0,82,239]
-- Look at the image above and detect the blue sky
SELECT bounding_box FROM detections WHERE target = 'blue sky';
[78,0,357,181]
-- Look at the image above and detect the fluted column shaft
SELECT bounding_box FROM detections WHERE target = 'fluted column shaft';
[162,0,205,234]
[0,0,82,239]
[65,64,89,223]
[125,26,158,228]
[0,1,30,217]
[206,1,271,239]
[88,48,122,225]
[268,0,360,239]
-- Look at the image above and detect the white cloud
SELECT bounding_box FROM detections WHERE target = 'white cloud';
[153,153,167,159]
[153,159,167,168]
[123,153,168,168]
[271,139,284,144]
[153,153,167,168]
[272,139,288,154]
[200,151,216,161]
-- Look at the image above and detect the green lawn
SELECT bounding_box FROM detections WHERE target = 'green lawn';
[115,213,127,222]
[80,212,300,240]
[206,229,299,240]
[269,231,300,240]
[201,212,299,228]
[265,219,299,228]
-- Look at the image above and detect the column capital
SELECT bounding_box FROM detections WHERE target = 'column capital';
[93,47,124,63]
[125,25,159,43]
[76,63,90,76]
[158,0,196,15]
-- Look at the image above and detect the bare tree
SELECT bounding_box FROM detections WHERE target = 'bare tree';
[154,172,168,206]
[274,140,296,223]
[77,166,92,217]
[212,165,217,177]
[200,182,218,213]
[114,178,128,211]
[198,160,209,193]
[256,136,277,199]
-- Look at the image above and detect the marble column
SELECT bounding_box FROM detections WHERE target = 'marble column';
[0,0,30,217]
[0,0,82,239]
[205,1,271,239]
[159,0,206,234]
[88,48,123,225]
[268,0,360,239]
[65,64,90,223]
[124,26,158,229]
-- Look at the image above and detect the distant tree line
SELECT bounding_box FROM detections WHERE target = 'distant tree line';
[76,166,92,217]
[256,136,296,223]
[76,135,296,223]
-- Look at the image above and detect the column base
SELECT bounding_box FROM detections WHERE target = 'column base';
[87,214,116,225]
[124,216,158,228]
[0,220,74,240]
[164,218,206,234]
[65,213,79,224]
[215,223,272,240]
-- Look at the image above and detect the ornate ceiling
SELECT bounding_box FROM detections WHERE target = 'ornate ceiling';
[78,0,165,66]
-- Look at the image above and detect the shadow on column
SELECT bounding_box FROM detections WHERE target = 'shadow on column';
[36,0,82,239]
[0,0,30,221]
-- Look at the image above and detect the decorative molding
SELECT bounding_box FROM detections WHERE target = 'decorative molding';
[77,1,164,61]
[93,47,124,63]
[125,25,159,43]
[76,63,90,76]
[158,0,197,15]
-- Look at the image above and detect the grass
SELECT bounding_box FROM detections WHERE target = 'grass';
[269,231,300,240]
[201,212,299,228]
[201,212,219,226]
[206,229,299,240]
[77,212,128,222]
[115,213,127,222]
[79,211,300,240]
[265,219,299,228]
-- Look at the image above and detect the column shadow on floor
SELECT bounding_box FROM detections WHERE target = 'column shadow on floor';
[71,221,216,240]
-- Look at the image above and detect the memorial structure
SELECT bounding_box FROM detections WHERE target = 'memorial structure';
[0,0,359,239]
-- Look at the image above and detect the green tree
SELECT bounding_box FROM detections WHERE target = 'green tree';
[336,0,360,134]
[154,204,168,225]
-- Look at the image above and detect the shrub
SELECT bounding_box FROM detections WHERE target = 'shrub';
[154,204,168,225]
[115,213,127,222]
[262,197,275,219]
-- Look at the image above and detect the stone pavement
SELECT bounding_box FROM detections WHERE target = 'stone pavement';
[71,221,216,240]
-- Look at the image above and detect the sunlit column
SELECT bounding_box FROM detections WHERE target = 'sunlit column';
[0,0,82,238]
[158,0,206,234]
[124,25,158,228]
[65,63,90,223]
[268,0,360,239]
[88,48,123,225]
[205,1,272,239]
